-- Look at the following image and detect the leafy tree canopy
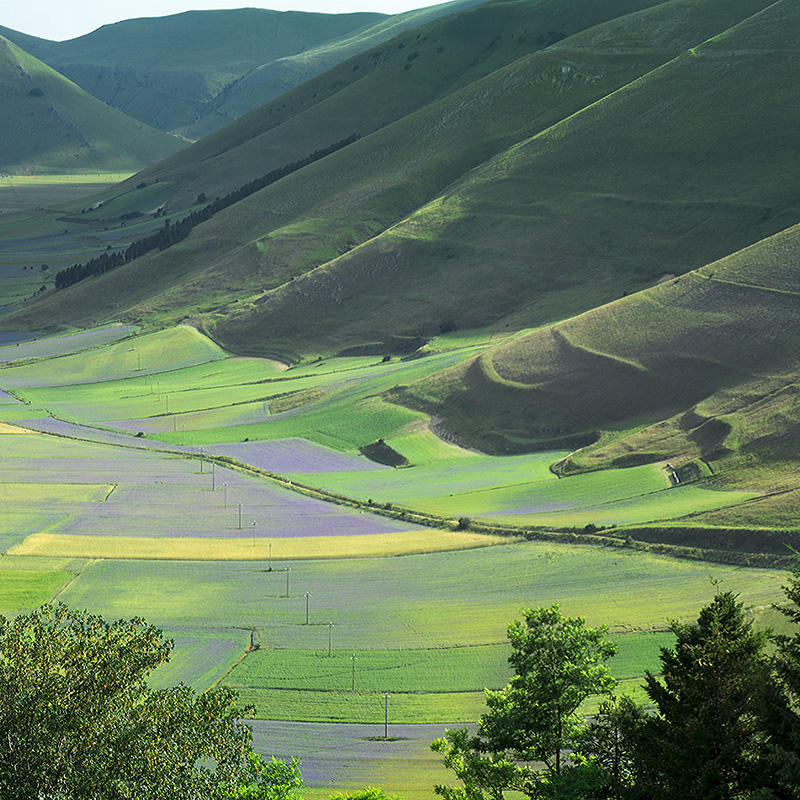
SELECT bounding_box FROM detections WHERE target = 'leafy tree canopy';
[432,605,617,799]
[0,604,301,800]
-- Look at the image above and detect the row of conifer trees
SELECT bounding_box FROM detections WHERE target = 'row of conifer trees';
[54,133,361,291]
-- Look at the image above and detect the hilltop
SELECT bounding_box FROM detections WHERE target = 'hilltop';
[0,1,485,140]
[0,36,184,174]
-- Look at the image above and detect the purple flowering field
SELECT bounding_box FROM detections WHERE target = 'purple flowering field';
[1,428,419,541]
[207,439,385,473]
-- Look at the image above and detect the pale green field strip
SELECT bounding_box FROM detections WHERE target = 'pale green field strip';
[149,628,252,692]
[8,530,508,561]
[0,406,49,421]
[6,344,468,447]
[490,484,761,527]
[385,427,480,465]
[233,687,489,724]
[293,449,569,504]
[224,632,672,695]
[0,483,113,503]
[157,397,427,452]
[229,678,653,725]
[0,568,73,612]
[0,326,225,389]
[300,455,757,526]
[49,543,787,651]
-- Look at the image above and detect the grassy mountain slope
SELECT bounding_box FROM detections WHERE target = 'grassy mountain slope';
[205,0,793,354]
[1,0,677,333]
[5,0,797,364]
[194,0,487,139]
[394,221,800,453]
[127,0,661,208]
[0,3,485,139]
[0,36,184,174]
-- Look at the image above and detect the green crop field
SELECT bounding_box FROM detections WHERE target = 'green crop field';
[0,322,794,797]
[0,540,784,796]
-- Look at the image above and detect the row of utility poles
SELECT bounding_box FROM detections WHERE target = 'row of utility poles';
[185,438,393,737]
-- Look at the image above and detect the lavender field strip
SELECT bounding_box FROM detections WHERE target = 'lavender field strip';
[0,422,31,433]
[149,628,252,692]
[250,720,455,799]
[206,439,385,473]
[8,530,506,561]
[0,324,137,364]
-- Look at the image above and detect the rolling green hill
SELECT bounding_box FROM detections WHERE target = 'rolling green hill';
[0,36,184,174]
[5,0,759,334]
[210,0,797,356]
[0,2,485,140]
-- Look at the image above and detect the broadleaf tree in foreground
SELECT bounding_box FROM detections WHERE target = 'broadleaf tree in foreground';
[432,605,617,799]
[0,603,303,800]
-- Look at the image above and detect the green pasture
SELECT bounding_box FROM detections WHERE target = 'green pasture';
[0,556,80,614]
[50,543,785,651]
[0,322,773,532]
[493,484,761,527]
[225,631,672,694]
[0,326,225,389]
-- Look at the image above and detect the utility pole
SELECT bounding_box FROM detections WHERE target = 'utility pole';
[304,592,311,625]
[327,622,334,657]
[285,566,291,597]
[237,502,243,530]
[383,692,390,739]
[252,520,257,547]
[351,653,357,690]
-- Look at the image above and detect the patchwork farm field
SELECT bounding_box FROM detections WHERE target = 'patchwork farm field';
[0,324,792,797]
[0,543,786,797]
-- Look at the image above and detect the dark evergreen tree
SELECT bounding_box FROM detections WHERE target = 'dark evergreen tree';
[634,591,800,800]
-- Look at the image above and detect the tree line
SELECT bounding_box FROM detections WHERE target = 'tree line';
[54,134,362,291]
[433,574,800,800]
[3,561,800,798]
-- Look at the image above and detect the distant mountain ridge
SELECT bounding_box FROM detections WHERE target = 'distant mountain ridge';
[0,1,485,139]
[0,35,183,174]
